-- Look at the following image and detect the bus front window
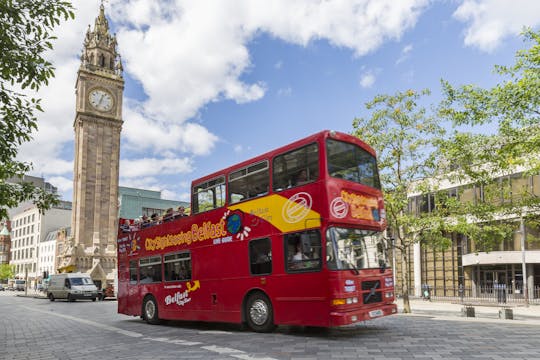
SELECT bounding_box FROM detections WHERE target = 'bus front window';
[326,138,381,189]
[326,227,389,271]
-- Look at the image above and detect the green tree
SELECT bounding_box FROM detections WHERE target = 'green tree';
[352,89,447,313]
[0,1,74,220]
[439,28,540,181]
[437,28,540,251]
[0,263,15,282]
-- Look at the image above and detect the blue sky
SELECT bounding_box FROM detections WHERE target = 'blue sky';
[18,0,540,202]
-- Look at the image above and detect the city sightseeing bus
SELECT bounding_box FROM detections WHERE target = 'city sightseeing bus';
[117,130,397,332]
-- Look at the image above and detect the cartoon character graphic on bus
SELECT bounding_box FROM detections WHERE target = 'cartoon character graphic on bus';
[128,233,141,255]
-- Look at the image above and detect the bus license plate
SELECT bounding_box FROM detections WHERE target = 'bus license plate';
[369,309,383,318]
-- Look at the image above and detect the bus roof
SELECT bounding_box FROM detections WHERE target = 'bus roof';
[191,130,375,186]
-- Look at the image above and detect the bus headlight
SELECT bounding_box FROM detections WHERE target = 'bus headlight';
[385,291,394,298]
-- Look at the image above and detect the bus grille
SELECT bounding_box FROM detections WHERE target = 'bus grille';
[362,280,382,304]
[361,280,380,291]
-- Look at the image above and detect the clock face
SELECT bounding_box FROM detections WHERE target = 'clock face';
[88,89,113,111]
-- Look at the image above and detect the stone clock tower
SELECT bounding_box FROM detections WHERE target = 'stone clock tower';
[59,4,123,288]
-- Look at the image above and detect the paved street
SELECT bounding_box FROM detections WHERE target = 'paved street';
[1,291,540,360]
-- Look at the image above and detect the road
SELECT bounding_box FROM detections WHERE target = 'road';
[1,291,539,360]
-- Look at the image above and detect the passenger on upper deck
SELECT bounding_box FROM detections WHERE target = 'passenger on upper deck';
[295,169,309,186]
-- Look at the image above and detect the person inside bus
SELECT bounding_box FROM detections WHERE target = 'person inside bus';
[140,268,153,283]
[293,241,308,261]
[176,206,187,217]
[295,169,309,186]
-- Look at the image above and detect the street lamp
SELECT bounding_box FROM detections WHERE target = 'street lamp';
[519,216,529,307]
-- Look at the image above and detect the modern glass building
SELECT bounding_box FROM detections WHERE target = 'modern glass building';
[118,186,189,220]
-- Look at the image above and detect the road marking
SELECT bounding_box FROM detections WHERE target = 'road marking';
[144,336,201,346]
[22,305,143,338]
[22,305,278,359]
[202,345,278,360]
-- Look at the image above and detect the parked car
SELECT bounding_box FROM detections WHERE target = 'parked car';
[0,285,4,291]
[98,284,115,301]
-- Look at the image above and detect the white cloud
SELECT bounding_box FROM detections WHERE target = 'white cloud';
[18,0,431,200]
[360,69,380,88]
[120,157,193,178]
[277,87,293,97]
[111,0,429,122]
[454,0,540,52]
[396,44,413,64]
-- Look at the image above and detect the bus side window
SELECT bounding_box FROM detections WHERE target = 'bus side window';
[129,260,138,284]
[139,256,162,284]
[272,143,319,192]
[285,230,322,272]
[249,238,272,275]
[164,252,192,282]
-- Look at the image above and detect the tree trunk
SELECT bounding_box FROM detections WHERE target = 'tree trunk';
[400,241,411,313]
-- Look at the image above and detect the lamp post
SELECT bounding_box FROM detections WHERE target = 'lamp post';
[520,216,529,307]
[391,237,397,290]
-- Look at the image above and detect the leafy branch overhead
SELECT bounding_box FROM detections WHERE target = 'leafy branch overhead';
[0,1,74,220]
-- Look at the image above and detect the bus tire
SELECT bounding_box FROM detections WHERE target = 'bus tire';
[48,293,55,302]
[143,295,161,325]
[246,292,275,333]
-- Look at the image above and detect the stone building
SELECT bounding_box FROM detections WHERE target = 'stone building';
[58,4,124,290]
[0,223,10,265]
[396,170,540,300]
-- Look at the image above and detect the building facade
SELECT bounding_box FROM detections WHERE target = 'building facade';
[9,202,71,285]
[58,4,124,289]
[400,171,540,300]
[0,223,10,265]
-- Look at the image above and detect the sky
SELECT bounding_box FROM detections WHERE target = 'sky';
[17,0,540,203]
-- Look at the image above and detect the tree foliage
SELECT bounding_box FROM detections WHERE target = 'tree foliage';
[0,1,74,220]
[439,28,540,178]
[352,89,446,312]
[437,28,540,251]
[0,263,15,282]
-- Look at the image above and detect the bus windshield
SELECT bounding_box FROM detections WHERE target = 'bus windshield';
[326,227,389,270]
[326,138,381,189]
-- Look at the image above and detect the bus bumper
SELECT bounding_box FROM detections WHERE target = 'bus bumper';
[330,303,398,327]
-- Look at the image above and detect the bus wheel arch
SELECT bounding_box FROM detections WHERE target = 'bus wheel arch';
[243,290,275,333]
[142,294,161,325]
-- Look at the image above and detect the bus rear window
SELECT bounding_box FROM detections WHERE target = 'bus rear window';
[326,139,380,189]
[192,176,226,214]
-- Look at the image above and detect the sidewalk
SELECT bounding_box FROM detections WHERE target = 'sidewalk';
[397,298,540,325]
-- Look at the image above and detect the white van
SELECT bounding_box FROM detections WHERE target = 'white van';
[47,273,99,302]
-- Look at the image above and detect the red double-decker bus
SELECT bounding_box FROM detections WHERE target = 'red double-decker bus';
[117,130,397,332]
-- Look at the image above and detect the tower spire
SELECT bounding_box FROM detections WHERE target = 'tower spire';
[80,3,122,77]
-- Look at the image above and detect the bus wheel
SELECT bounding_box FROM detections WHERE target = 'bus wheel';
[246,292,275,333]
[143,296,161,325]
[48,293,55,302]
